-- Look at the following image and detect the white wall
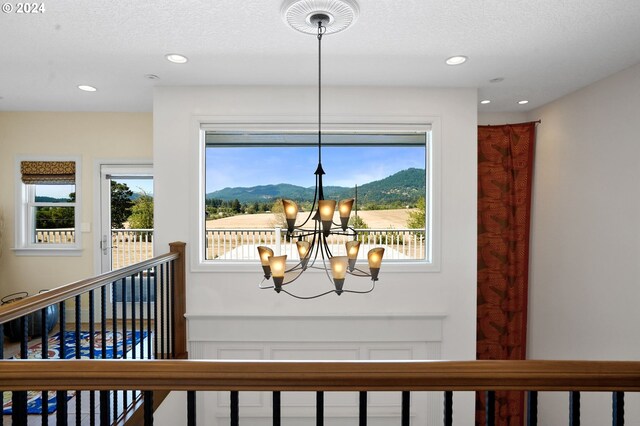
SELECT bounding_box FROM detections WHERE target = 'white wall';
[0,112,152,296]
[526,63,640,424]
[153,85,478,424]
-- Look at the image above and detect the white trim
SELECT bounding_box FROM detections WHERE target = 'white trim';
[190,115,442,274]
[13,155,82,255]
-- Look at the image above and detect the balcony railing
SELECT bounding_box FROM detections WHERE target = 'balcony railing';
[111,229,154,270]
[1,359,639,425]
[205,227,426,261]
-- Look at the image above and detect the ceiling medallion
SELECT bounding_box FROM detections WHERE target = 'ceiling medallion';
[281,0,359,35]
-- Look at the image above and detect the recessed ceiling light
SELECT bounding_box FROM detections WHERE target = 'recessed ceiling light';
[445,55,467,65]
[78,85,97,92]
[489,77,504,83]
[517,100,529,105]
[480,100,491,104]
[165,54,188,64]
[145,74,160,80]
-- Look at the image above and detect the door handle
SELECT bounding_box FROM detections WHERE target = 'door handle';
[101,235,110,255]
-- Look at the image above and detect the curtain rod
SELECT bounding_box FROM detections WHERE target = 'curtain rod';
[480,120,541,127]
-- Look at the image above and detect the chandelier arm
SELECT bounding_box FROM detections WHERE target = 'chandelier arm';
[318,234,335,285]
[279,288,337,300]
[347,268,372,278]
[258,278,275,290]
[341,281,376,295]
[296,174,320,228]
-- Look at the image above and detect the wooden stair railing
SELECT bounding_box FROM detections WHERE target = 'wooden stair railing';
[1,359,640,425]
[0,242,187,426]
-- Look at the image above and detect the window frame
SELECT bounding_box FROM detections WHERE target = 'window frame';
[14,156,83,256]
[191,119,441,274]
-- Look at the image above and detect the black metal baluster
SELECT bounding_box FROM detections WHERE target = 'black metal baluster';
[57,301,68,425]
[112,280,120,421]
[443,391,453,426]
[75,296,82,426]
[100,285,110,426]
[570,391,580,426]
[485,391,495,426]
[130,273,137,403]
[169,261,175,357]
[146,268,152,359]
[230,391,239,426]
[89,290,96,426]
[359,391,367,426]
[12,316,29,426]
[122,278,128,412]
[527,391,538,426]
[159,263,165,360]
[139,271,144,360]
[187,390,196,426]
[131,274,137,360]
[153,266,158,359]
[613,392,624,426]
[402,391,410,426]
[41,307,50,426]
[143,391,153,425]
[316,391,324,426]
[273,391,281,426]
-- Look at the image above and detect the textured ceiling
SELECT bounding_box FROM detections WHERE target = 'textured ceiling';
[1,0,639,112]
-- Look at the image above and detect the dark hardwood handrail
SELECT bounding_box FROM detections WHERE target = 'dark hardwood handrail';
[1,360,640,392]
[0,244,182,324]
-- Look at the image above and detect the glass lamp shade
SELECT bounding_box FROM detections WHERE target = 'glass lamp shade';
[345,240,360,272]
[330,256,348,280]
[282,199,298,220]
[296,241,311,259]
[318,200,336,221]
[346,241,360,260]
[257,246,274,279]
[330,255,348,294]
[338,198,354,218]
[269,255,287,278]
[367,248,385,281]
[367,248,384,268]
[257,246,274,266]
[268,255,287,291]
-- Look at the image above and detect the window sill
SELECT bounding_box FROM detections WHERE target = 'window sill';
[12,247,83,257]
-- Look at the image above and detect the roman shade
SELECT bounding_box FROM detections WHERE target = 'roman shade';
[20,161,76,185]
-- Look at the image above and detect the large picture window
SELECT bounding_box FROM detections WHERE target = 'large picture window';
[15,158,81,253]
[203,130,431,263]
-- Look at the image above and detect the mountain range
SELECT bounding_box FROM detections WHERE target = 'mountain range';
[206,168,425,205]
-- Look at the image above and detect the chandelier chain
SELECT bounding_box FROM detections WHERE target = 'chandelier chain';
[317,20,325,165]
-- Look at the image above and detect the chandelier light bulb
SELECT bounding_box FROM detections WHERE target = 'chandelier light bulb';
[367,248,385,281]
[330,256,349,294]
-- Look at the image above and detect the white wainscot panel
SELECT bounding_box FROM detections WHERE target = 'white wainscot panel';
[187,314,445,426]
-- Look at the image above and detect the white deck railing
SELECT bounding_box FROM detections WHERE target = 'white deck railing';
[205,228,426,261]
[111,229,154,270]
[35,228,75,244]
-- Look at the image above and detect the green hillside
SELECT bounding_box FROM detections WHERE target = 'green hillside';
[206,168,425,207]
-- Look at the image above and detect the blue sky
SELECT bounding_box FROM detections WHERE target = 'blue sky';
[206,146,425,193]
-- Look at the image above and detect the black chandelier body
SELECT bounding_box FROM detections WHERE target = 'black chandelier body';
[256,16,385,299]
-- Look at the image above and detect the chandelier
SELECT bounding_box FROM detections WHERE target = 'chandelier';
[257,1,384,299]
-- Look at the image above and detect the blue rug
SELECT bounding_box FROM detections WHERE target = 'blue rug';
[3,330,147,414]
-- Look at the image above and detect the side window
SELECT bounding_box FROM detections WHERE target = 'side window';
[15,159,81,252]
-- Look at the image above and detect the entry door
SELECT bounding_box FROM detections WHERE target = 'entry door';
[99,164,153,274]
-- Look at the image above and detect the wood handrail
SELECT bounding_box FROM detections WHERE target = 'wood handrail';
[1,360,640,392]
[0,247,182,324]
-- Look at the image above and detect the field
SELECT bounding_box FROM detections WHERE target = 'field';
[205,208,416,229]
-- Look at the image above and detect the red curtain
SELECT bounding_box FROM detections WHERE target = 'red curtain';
[476,122,536,426]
